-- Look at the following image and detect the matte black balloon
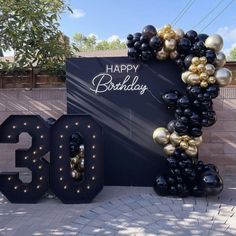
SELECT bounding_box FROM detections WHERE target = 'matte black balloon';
[185,30,198,43]
[167,176,176,185]
[127,34,133,41]
[183,108,193,117]
[200,171,223,195]
[167,120,176,133]
[141,43,149,51]
[128,48,139,59]
[141,50,153,61]
[153,176,169,196]
[206,85,219,99]
[175,108,183,117]
[177,95,191,108]
[178,184,189,197]
[197,33,209,42]
[191,185,204,197]
[175,58,186,71]
[177,38,192,53]
[190,112,201,126]
[205,49,216,64]
[191,41,205,54]
[126,40,134,48]
[189,127,202,137]
[142,25,157,39]
[174,168,181,176]
[134,41,141,50]
[149,36,163,50]
[140,35,149,43]
[187,85,202,98]
[169,186,177,195]
[179,116,189,124]
[177,176,183,183]
[174,121,188,135]
[201,100,213,110]
[184,54,194,68]
[162,91,180,108]
[167,157,177,168]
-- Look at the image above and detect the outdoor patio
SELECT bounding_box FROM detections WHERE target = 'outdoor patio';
[0,176,236,236]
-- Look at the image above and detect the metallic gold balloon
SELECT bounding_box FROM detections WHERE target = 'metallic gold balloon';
[200,57,207,64]
[180,141,188,150]
[200,72,208,81]
[153,127,170,145]
[205,64,215,75]
[174,28,184,40]
[181,71,192,83]
[170,132,182,146]
[163,24,172,31]
[194,136,203,146]
[189,65,198,73]
[188,139,196,146]
[215,52,226,67]
[182,135,190,142]
[215,68,232,87]
[187,73,200,85]
[163,144,175,156]
[164,39,176,51]
[185,145,198,157]
[205,34,223,52]
[200,81,208,88]
[192,57,200,66]
[70,157,79,165]
[197,64,205,73]
[163,33,172,40]
[156,49,169,60]
[169,50,178,59]
[208,76,216,84]
[157,29,164,37]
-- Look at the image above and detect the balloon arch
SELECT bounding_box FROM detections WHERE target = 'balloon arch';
[126,24,232,197]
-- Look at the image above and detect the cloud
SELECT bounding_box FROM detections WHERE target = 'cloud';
[70,9,85,19]
[216,26,236,43]
[107,35,125,42]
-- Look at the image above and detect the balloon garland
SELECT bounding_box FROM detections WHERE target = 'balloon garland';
[126,24,232,197]
[69,132,85,180]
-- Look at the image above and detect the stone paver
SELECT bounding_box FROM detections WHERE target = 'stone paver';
[0,183,236,236]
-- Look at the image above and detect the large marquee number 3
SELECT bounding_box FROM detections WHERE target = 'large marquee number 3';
[0,115,103,204]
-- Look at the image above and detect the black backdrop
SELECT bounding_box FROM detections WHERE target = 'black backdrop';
[67,57,185,186]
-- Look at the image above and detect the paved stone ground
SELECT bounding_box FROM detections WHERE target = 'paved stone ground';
[0,178,236,236]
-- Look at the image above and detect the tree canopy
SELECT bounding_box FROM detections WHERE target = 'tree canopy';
[72,33,126,52]
[0,0,72,71]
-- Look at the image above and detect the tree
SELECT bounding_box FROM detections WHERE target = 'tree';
[72,33,126,52]
[229,47,236,61]
[0,0,72,72]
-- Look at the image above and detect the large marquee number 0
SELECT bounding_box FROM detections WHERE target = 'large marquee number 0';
[0,115,103,204]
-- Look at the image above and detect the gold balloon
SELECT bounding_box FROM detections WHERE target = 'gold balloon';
[71,170,80,179]
[215,68,232,87]
[169,50,178,59]
[197,64,205,73]
[157,29,164,37]
[189,65,198,73]
[200,81,208,88]
[181,71,192,83]
[180,141,188,150]
[182,135,190,142]
[163,24,172,31]
[174,28,184,40]
[70,157,79,165]
[215,52,226,67]
[164,39,176,51]
[188,139,196,146]
[163,144,175,156]
[153,127,170,145]
[163,33,172,40]
[187,73,200,85]
[194,136,203,146]
[156,49,168,60]
[208,76,216,84]
[192,57,200,66]
[199,57,207,65]
[185,145,198,157]
[170,132,182,146]
[205,64,215,75]
[205,34,223,52]
[200,72,208,81]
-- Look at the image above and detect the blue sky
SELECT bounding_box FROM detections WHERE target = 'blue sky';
[59,0,236,54]
[4,0,236,56]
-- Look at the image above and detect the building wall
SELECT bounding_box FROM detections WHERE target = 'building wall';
[0,87,236,179]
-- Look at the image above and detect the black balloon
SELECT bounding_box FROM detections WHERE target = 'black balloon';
[126,40,133,48]
[177,38,192,53]
[128,48,139,59]
[162,91,180,108]
[185,30,198,43]
[177,95,191,108]
[149,36,163,50]
[205,49,216,64]
[127,34,133,41]
[197,33,208,42]
[142,25,157,39]
[174,121,188,135]
[153,176,169,196]
[167,120,176,133]
[184,54,194,68]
